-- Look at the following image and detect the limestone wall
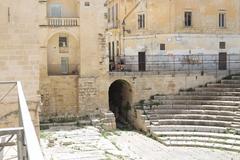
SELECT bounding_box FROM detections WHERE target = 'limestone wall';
[0,103,40,135]
[78,77,100,116]
[110,0,240,35]
[0,0,40,129]
[72,73,221,119]
[79,0,107,77]
[39,0,107,121]
[0,0,40,98]
[108,73,220,106]
[123,34,240,56]
[40,76,79,120]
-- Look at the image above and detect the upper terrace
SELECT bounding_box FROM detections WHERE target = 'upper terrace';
[46,0,79,27]
[109,54,240,77]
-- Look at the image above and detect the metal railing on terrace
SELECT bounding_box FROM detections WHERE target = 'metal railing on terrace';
[48,64,79,76]
[0,81,44,160]
[48,17,79,27]
[109,54,240,76]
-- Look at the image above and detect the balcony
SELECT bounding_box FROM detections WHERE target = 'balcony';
[48,64,79,76]
[46,0,79,27]
[47,17,79,27]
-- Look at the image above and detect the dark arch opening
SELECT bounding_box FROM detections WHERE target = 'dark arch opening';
[108,80,132,129]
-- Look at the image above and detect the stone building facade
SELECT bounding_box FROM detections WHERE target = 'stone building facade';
[1,0,240,128]
[0,0,40,129]
[38,0,109,120]
[106,0,240,71]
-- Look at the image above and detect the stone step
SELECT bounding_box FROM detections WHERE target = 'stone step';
[153,131,240,140]
[147,114,234,121]
[179,91,240,96]
[232,121,240,125]
[231,125,240,130]
[221,79,240,84]
[232,119,240,125]
[140,75,240,152]
[233,122,240,126]
[232,76,240,80]
[207,83,240,88]
[145,109,236,116]
[159,139,240,152]
[195,87,240,92]
[147,104,238,112]
[149,125,227,133]
[58,151,107,160]
[154,95,240,101]
[154,99,240,106]
[236,129,240,134]
[40,122,78,129]
[158,136,240,147]
[234,118,240,122]
[145,104,239,111]
[151,119,232,127]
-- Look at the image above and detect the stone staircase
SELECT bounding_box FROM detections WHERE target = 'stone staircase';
[136,75,240,152]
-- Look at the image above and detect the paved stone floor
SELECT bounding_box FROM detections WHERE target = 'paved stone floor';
[0,135,17,160]
[40,126,240,160]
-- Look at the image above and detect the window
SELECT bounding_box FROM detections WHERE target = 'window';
[108,42,111,59]
[219,52,227,70]
[104,13,108,20]
[117,41,119,56]
[112,41,115,61]
[138,14,145,29]
[184,11,192,27]
[219,13,226,28]
[59,37,68,53]
[108,8,110,23]
[61,57,69,74]
[49,4,62,17]
[59,37,68,47]
[115,3,118,22]
[219,42,226,49]
[112,6,115,25]
[109,42,115,71]
[84,2,90,6]
[8,7,10,23]
[108,4,118,27]
[160,44,165,51]
[114,3,118,27]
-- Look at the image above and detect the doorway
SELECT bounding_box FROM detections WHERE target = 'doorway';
[219,52,227,70]
[138,52,146,71]
[108,80,132,129]
[61,57,69,74]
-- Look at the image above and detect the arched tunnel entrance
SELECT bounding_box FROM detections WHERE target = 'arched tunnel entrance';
[109,80,132,129]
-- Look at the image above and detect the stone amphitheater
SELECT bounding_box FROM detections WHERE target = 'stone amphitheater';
[135,74,240,152]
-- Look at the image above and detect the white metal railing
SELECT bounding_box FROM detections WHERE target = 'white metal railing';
[0,81,44,160]
[48,17,79,27]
